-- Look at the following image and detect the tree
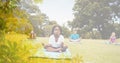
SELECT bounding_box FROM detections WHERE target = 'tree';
[0,0,36,36]
[34,0,43,3]
[71,0,120,39]
[42,21,57,37]
[61,25,71,38]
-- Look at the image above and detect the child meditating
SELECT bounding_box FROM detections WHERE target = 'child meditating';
[69,29,81,42]
[42,25,68,52]
[109,32,116,44]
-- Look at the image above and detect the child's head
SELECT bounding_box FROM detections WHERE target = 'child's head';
[51,25,62,36]
[111,32,116,36]
[73,30,77,34]
[31,30,34,34]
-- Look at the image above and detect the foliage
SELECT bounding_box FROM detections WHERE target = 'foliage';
[1,32,83,63]
[70,0,120,39]
[0,0,33,34]
[0,33,32,63]
[38,21,57,37]
[0,18,6,31]
[34,0,43,3]
[0,30,5,42]
[0,0,19,13]
[41,21,71,37]
[42,25,54,37]
[80,31,101,39]
[62,25,71,38]
[29,13,49,36]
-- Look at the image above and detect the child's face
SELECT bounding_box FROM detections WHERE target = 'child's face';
[73,30,77,34]
[54,27,60,35]
[112,32,115,36]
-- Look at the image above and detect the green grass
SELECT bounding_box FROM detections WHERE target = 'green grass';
[34,37,120,63]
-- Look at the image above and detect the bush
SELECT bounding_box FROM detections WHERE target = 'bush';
[0,18,6,31]
[0,30,5,42]
[0,33,32,63]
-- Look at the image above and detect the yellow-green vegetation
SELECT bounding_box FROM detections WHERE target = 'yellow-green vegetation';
[0,32,120,63]
[0,32,30,63]
[2,33,120,63]
[0,0,33,35]
[0,33,83,63]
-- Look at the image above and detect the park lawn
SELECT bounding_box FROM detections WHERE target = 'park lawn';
[4,33,120,63]
[36,37,120,63]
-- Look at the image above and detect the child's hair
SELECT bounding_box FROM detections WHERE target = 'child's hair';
[51,25,62,35]
[111,32,116,36]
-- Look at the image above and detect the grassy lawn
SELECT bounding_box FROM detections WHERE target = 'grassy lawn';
[3,33,120,63]
[34,37,120,63]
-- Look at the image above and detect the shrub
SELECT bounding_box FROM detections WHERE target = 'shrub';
[0,33,32,63]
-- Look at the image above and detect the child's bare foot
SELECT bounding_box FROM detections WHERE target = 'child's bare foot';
[58,48,62,53]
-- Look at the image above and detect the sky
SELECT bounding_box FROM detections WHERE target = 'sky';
[38,0,74,26]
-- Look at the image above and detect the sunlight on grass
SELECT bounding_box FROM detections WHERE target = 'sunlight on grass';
[3,33,83,63]
[2,33,120,63]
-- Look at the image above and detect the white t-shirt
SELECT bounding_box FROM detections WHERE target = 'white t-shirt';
[49,35,64,48]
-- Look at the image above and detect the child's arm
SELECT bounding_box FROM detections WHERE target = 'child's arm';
[109,36,112,42]
[61,42,64,48]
